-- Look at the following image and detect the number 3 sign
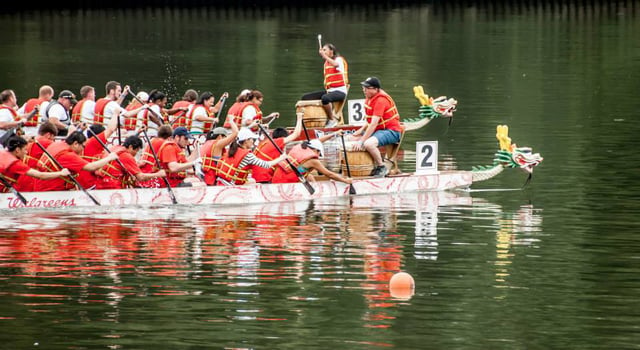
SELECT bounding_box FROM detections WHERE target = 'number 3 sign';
[416,141,438,174]
[347,99,366,126]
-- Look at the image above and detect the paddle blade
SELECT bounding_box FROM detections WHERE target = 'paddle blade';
[302,179,315,195]
[349,184,357,195]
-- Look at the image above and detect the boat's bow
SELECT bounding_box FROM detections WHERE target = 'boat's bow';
[472,125,543,183]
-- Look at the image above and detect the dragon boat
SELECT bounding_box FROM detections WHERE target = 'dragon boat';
[0,125,542,210]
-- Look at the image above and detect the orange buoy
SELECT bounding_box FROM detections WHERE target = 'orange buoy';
[389,272,415,300]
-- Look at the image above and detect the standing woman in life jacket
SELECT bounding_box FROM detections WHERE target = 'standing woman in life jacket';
[300,43,349,127]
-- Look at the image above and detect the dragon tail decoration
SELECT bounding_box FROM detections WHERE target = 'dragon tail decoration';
[472,125,543,183]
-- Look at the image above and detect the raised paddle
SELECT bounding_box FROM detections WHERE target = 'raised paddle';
[34,140,101,206]
[213,95,227,129]
[339,134,356,195]
[0,175,28,205]
[85,127,134,179]
[257,124,315,195]
[141,129,178,204]
[128,90,164,125]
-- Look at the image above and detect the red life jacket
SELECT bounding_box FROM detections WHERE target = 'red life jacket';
[201,139,225,186]
[139,138,166,173]
[252,137,285,183]
[96,146,135,189]
[21,98,42,127]
[271,144,318,184]
[71,99,87,124]
[0,150,22,192]
[323,56,349,89]
[170,100,193,129]
[36,142,78,190]
[223,102,244,128]
[188,104,214,134]
[123,101,143,130]
[157,140,187,187]
[215,147,252,185]
[93,98,111,126]
[364,91,402,132]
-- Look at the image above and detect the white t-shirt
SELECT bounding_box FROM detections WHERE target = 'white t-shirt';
[103,100,121,124]
[190,105,210,133]
[80,100,96,125]
[0,108,16,138]
[241,105,259,126]
[327,57,348,95]
[145,104,162,137]
[45,102,71,126]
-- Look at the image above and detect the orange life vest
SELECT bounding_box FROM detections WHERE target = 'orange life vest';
[252,137,285,183]
[223,102,244,128]
[188,104,214,134]
[271,144,318,184]
[139,138,166,173]
[93,98,111,126]
[21,98,42,127]
[36,142,77,190]
[323,56,349,89]
[201,139,225,186]
[122,101,142,130]
[97,146,135,188]
[23,137,53,168]
[365,91,402,132]
[170,100,193,129]
[215,147,252,185]
[0,150,21,191]
[71,99,87,124]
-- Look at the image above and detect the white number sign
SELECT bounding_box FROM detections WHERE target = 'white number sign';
[416,141,438,174]
[347,99,366,126]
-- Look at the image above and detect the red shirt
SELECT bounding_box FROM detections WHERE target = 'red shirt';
[159,141,187,187]
[96,150,142,189]
[365,90,402,132]
[35,144,95,191]
[1,160,31,192]
[82,132,107,161]
[17,137,54,192]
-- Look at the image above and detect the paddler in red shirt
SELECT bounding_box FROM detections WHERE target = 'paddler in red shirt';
[200,122,238,186]
[137,125,173,188]
[0,136,70,193]
[157,126,200,187]
[16,121,59,191]
[95,135,166,189]
[350,77,403,178]
[34,131,118,191]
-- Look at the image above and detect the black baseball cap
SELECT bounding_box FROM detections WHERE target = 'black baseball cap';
[360,77,381,89]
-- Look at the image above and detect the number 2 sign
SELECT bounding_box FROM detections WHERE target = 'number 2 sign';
[347,99,366,126]
[416,141,438,174]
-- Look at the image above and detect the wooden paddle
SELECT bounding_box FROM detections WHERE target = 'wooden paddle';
[141,129,178,204]
[85,127,134,179]
[34,140,101,206]
[340,134,356,195]
[0,175,28,205]
[257,124,315,195]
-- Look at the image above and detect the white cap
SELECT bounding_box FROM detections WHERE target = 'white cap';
[307,139,324,157]
[237,128,260,142]
[137,91,149,102]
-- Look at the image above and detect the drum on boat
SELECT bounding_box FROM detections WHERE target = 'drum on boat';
[341,150,374,177]
[295,100,327,128]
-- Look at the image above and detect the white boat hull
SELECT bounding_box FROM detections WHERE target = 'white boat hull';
[0,171,472,210]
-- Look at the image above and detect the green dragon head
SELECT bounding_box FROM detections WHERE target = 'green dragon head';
[413,85,457,120]
[494,125,543,173]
